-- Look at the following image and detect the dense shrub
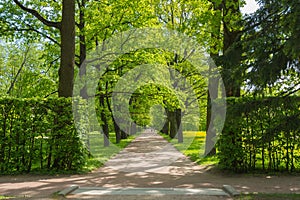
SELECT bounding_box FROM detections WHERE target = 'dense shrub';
[0,97,88,174]
[217,96,300,172]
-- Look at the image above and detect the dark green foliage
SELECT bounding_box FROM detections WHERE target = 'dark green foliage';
[243,0,300,94]
[217,96,300,172]
[0,97,88,174]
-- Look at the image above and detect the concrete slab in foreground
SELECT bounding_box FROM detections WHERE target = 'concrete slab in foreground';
[69,187,230,196]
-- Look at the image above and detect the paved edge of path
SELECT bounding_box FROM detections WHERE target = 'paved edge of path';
[59,185,240,198]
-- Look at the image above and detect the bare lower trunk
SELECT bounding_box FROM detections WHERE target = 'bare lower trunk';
[100,94,109,147]
[176,109,183,143]
[205,75,219,156]
[58,0,75,97]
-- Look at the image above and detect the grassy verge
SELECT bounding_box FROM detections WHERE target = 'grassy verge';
[235,193,300,200]
[160,131,218,166]
[82,131,135,172]
[0,196,13,200]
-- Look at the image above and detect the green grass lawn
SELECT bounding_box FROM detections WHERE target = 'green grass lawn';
[0,196,13,200]
[160,131,219,166]
[160,131,300,200]
[82,131,135,172]
[235,193,300,200]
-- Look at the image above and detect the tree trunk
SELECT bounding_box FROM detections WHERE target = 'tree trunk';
[176,109,183,143]
[79,0,86,67]
[78,0,88,99]
[204,0,222,156]
[114,120,121,144]
[205,0,242,156]
[58,0,75,97]
[161,107,170,134]
[121,129,128,139]
[222,0,242,97]
[12,0,75,97]
[100,94,109,147]
[205,55,220,156]
[161,121,169,135]
[169,110,177,139]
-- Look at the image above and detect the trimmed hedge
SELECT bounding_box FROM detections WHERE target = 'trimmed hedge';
[217,96,300,172]
[0,97,88,174]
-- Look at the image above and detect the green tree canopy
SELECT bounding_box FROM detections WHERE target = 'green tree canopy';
[243,0,300,96]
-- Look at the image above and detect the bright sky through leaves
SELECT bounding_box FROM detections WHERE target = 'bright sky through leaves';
[241,0,260,14]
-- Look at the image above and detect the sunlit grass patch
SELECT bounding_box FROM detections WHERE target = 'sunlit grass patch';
[0,196,14,200]
[235,193,300,200]
[160,131,218,165]
[82,131,135,172]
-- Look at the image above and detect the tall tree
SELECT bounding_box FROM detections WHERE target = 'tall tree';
[205,0,222,156]
[205,0,244,155]
[59,0,75,97]
[221,0,243,97]
[12,0,75,97]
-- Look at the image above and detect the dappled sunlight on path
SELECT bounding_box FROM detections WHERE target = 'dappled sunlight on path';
[104,131,198,173]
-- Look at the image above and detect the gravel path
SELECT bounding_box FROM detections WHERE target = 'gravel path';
[0,130,299,199]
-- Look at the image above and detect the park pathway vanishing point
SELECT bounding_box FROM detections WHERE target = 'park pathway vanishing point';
[0,130,299,199]
[66,130,232,199]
